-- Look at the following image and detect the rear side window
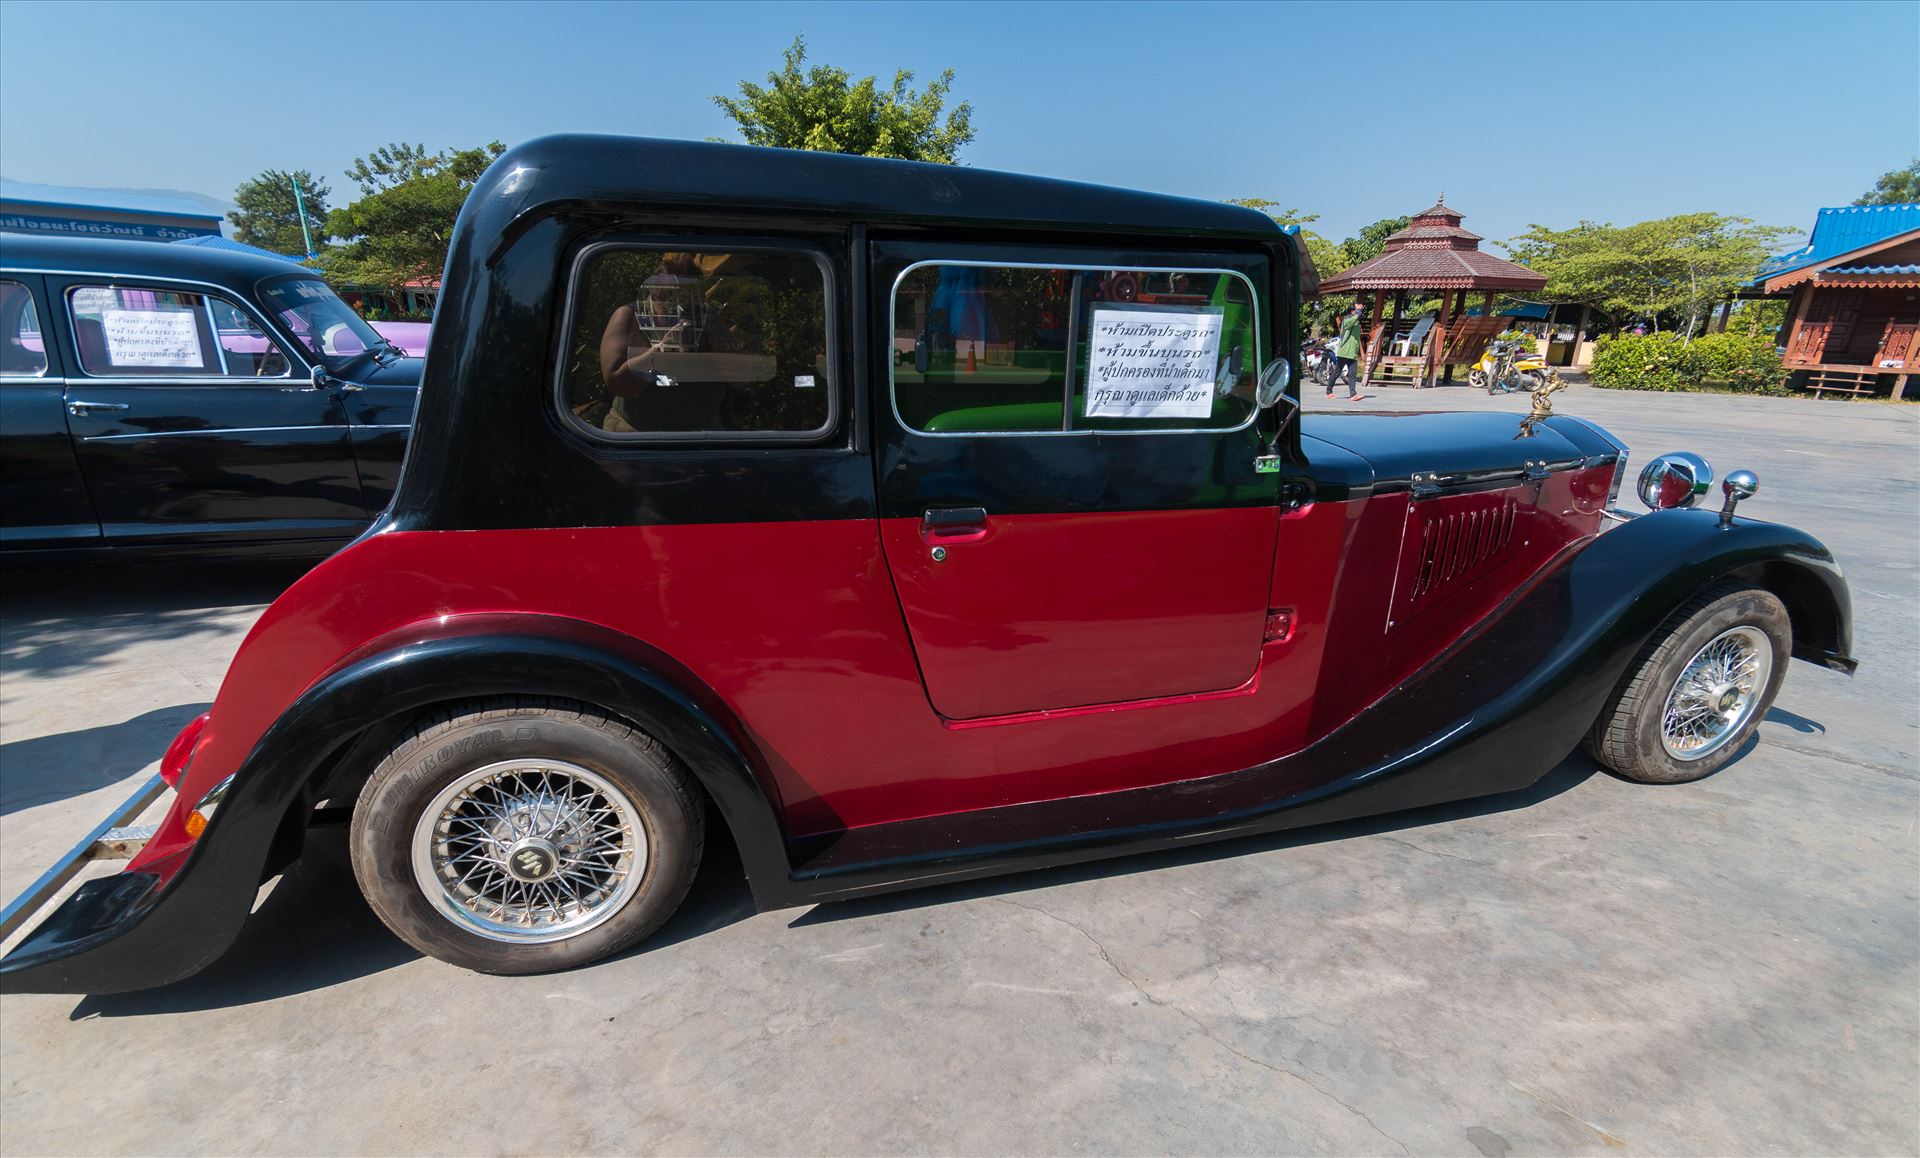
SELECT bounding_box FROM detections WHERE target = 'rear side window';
[562,246,834,439]
[68,285,292,377]
[891,263,1260,435]
[0,280,47,377]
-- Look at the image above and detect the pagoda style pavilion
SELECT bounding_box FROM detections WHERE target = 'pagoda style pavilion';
[1319,197,1547,388]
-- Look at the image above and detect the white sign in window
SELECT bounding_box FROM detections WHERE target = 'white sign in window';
[1084,306,1224,420]
[101,308,205,369]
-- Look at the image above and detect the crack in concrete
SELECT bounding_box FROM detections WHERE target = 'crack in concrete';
[1766,739,1919,783]
[1378,835,1494,866]
[993,897,1410,1154]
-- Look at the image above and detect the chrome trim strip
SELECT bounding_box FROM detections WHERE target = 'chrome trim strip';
[886,258,1265,439]
[0,774,168,943]
[80,424,354,442]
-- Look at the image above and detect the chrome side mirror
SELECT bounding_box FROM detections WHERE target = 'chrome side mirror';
[1255,356,1292,409]
[310,366,331,390]
[1637,452,1714,510]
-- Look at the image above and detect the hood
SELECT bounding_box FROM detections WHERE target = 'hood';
[1301,411,1600,493]
[332,355,424,389]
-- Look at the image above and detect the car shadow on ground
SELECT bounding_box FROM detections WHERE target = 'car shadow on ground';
[70,758,1606,1017]
[0,703,210,816]
[1,559,311,679]
[69,819,760,1019]
[789,755,1608,928]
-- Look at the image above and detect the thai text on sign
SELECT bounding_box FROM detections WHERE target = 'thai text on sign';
[1084,306,1223,419]
[101,309,204,369]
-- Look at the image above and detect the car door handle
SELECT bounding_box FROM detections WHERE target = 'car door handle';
[67,400,130,415]
[921,507,990,544]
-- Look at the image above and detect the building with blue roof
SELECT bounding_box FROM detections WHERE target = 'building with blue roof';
[0,179,223,242]
[1743,203,1920,399]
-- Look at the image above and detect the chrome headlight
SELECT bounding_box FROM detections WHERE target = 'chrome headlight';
[1637,452,1714,511]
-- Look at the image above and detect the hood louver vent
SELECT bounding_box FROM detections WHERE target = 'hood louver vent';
[1408,498,1518,602]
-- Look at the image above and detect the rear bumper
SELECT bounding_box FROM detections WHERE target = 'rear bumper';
[0,777,257,995]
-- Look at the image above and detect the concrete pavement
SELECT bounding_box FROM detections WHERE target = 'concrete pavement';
[1,383,1914,1155]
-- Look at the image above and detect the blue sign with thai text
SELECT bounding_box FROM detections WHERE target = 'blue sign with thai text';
[0,212,219,241]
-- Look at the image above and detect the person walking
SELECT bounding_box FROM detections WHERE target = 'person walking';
[1326,301,1368,400]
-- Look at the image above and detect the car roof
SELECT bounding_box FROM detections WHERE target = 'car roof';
[0,233,318,285]
[467,134,1282,243]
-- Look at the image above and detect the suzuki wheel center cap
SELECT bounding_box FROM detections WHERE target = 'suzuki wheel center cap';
[505,838,562,882]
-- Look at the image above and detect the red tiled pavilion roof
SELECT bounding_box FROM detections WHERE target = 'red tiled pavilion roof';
[1319,197,1546,294]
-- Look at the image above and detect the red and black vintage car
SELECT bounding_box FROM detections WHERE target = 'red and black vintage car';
[0,137,1853,991]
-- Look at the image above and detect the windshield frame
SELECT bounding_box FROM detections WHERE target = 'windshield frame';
[255,273,392,373]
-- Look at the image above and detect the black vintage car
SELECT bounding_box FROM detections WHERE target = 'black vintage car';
[0,235,420,559]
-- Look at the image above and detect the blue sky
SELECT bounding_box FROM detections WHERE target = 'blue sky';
[1,0,1914,251]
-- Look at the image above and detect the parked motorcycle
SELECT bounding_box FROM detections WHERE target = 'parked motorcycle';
[1303,338,1334,387]
[1471,340,1552,394]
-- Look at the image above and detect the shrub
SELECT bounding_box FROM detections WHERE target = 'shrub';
[1589,332,1786,395]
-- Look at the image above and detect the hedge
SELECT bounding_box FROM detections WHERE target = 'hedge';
[1588,332,1788,395]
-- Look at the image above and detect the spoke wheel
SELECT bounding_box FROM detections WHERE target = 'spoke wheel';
[1585,585,1791,784]
[351,698,704,975]
[411,758,646,943]
[1659,626,1772,761]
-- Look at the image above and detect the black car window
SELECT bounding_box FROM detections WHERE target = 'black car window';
[67,285,292,378]
[561,246,834,440]
[890,263,1260,435]
[0,280,48,377]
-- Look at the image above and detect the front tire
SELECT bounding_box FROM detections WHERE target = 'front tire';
[349,697,705,974]
[1468,368,1488,390]
[1585,586,1791,783]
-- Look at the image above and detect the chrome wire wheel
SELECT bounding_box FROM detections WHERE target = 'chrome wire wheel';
[409,758,647,944]
[1659,625,1773,761]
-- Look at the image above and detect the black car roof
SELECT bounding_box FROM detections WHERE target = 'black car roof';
[466,134,1282,242]
[0,233,317,285]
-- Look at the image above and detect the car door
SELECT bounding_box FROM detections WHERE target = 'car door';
[0,274,102,549]
[337,358,419,513]
[51,276,368,547]
[873,242,1284,721]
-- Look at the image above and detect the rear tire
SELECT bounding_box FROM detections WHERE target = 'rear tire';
[349,697,704,974]
[1584,586,1791,784]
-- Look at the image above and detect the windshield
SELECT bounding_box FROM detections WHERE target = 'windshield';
[257,276,390,371]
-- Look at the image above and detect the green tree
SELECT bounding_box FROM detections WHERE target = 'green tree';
[323,142,505,292]
[713,36,974,163]
[1854,160,1920,205]
[1229,200,1351,334]
[229,169,329,256]
[1505,214,1791,341]
[1340,216,1411,267]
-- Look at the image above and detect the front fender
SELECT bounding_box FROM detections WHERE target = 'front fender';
[1576,509,1853,673]
[0,622,791,995]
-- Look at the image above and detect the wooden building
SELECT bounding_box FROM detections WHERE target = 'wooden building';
[1317,198,1547,388]
[1743,203,1920,399]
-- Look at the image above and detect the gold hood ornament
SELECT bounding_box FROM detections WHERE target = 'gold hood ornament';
[1515,369,1568,439]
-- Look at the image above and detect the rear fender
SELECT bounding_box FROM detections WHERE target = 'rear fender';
[0,619,789,994]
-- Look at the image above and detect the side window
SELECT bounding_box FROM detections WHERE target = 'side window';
[891,263,1260,435]
[67,285,291,378]
[0,280,48,377]
[562,246,834,439]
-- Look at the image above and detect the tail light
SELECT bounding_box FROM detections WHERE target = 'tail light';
[159,712,211,788]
